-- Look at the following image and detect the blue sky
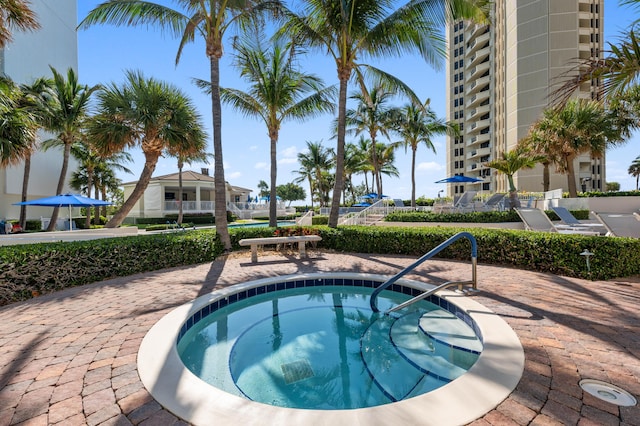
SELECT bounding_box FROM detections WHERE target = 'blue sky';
[77,1,640,202]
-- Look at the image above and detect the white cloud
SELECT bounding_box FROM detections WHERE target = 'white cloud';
[278,157,298,165]
[226,171,242,179]
[280,145,298,159]
[249,145,258,151]
[416,161,445,172]
[255,162,268,170]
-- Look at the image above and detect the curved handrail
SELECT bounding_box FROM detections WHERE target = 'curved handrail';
[370,231,478,312]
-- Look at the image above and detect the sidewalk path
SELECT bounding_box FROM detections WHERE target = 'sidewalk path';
[1,251,639,425]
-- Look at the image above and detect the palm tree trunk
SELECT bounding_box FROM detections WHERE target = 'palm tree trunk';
[308,178,314,209]
[94,183,100,224]
[565,155,578,197]
[85,169,94,228]
[47,142,71,231]
[269,134,278,227]
[177,158,184,225]
[209,55,231,250]
[411,147,417,208]
[106,154,159,227]
[329,75,349,227]
[542,162,550,192]
[19,154,31,229]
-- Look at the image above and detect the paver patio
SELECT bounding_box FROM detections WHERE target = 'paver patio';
[1,250,639,425]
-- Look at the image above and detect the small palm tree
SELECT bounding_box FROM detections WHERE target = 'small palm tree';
[486,148,544,210]
[209,36,335,226]
[294,140,334,208]
[0,0,40,47]
[390,100,458,207]
[533,99,623,197]
[0,77,38,167]
[343,85,397,199]
[87,70,207,227]
[37,67,99,231]
[629,155,640,190]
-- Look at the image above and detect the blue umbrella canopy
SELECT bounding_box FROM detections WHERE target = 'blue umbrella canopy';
[14,194,111,232]
[435,175,483,184]
[14,193,112,207]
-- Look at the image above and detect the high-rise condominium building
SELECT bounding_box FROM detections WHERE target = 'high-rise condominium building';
[0,0,78,221]
[446,1,604,197]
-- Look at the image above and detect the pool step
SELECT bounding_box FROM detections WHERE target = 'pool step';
[360,313,451,402]
[418,309,482,370]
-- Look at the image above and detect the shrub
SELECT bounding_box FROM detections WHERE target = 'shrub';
[312,215,329,225]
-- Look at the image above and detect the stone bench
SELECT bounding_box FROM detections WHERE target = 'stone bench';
[238,235,322,263]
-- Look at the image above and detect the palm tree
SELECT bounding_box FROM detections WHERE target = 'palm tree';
[81,1,277,250]
[486,148,544,209]
[87,70,207,227]
[533,99,624,197]
[390,100,458,207]
[0,77,37,166]
[279,0,489,227]
[343,85,397,199]
[629,155,640,190]
[38,67,99,231]
[70,143,133,227]
[372,142,399,197]
[214,36,335,226]
[343,142,367,204]
[294,140,334,208]
[15,77,52,229]
[0,0,40,47]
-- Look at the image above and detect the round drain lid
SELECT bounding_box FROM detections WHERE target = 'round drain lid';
[579,379,637,406]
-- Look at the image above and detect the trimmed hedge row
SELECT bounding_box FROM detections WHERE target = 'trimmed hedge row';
[1,224,638,306]
[0,230,224,306]
[385,210,591,223]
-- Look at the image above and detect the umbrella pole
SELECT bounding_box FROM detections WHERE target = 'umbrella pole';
[68,205,73,232]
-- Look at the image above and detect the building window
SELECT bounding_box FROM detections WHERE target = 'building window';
[454,99,459,107]
[459,122,464,130]
[454,74,459,82]
[454,35,459,44]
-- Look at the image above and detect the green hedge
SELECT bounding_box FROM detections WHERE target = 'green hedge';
[1,224,639,307]
[0,230,224,306]
[313,225,640,280]
[385,210,591,223]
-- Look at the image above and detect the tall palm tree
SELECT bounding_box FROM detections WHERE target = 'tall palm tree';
[343,85,397,199]
[213,36,335,226]
[629,155,640,190]
[294,140,334,208]
[81,1,277,250]
[0,0,40,47]
[390,100,458,207]
[371,142,399,197]
[343,142,367,204]
[87,70,207,227]
[533,99,624,197]
[37,67,99,231]
[15,77,51,229]
[167,150,210,225]
[486,148,544,209]
[279,0,490,227]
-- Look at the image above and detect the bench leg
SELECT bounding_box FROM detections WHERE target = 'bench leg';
[251,245,258,263]
[298,241,306,258]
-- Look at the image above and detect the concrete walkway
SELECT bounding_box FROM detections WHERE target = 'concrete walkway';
[1,250,639,425]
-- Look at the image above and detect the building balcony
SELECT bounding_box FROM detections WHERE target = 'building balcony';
[466,32,490,56]
[468,48,490,69]
[467,103,490,121]
[466,147,491,160]
[465,118,490,136]
[466,75,490,96]
[467,24,489,40]
[467,89,490,108]
[466,61,490,82]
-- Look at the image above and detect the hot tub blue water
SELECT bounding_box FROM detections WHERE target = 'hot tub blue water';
[176,279,482,410]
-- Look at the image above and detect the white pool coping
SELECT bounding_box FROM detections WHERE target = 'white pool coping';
[138,273,524,426]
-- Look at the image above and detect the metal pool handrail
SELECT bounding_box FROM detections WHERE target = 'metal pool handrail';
[369,231,478,313]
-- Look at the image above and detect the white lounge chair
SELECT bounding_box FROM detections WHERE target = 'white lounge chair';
[476,193,505,212]
[515,208,600,235]
[551,207,604,231]
[592,212,640,238]
[453,191,477,213]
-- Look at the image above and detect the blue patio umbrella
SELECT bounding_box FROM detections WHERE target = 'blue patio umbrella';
[435,175,483,184]
[14,193,112,231]
[361,193,389,200]
[353,202,371,207]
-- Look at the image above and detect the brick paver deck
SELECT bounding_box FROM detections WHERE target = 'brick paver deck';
[1,250,639,425]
